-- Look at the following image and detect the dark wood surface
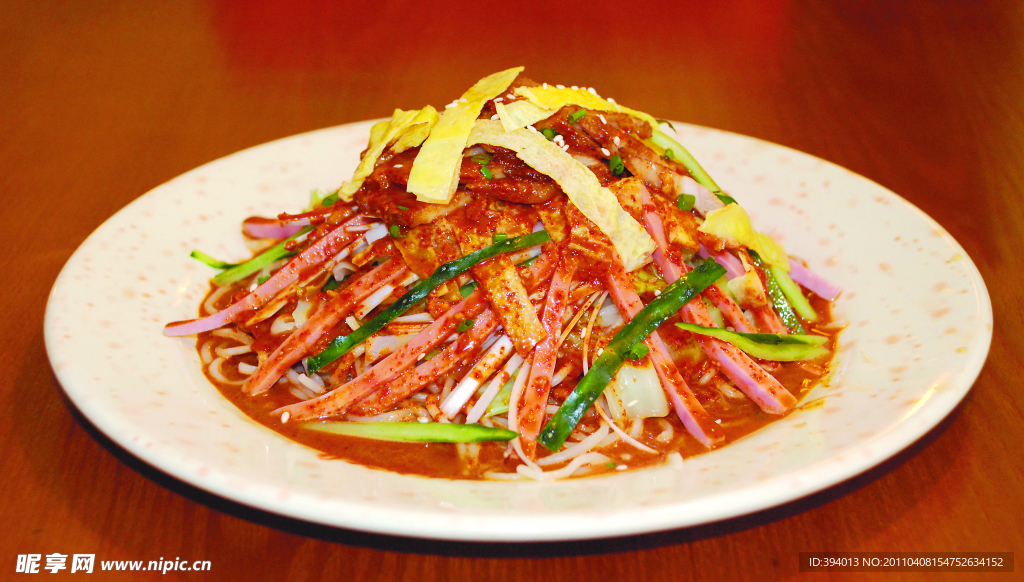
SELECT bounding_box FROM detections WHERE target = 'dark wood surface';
[3,0,1020,579]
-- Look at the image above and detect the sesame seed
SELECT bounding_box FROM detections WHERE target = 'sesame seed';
[613,136,621,146]
[597,348,604,356]
[571,85,578,90]
[491,114,500,120]
[281,412,290,423]
[417,353,425,361]
[527,125,538,132]
[459,97,468,103]
[598,114,607,124]
[601,148,610,156]
[556,84,565,89]
[715,419,722,424]
[608,97,617,104]
[542,83,548,89]
[654,290,661,296]
[616,465,628,471]
[393,164,402,168]
[588,87,598,95]
[494,97,503,102]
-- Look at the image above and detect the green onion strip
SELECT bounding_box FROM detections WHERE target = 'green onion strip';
[306,230,551,372]
[536,259,726,451]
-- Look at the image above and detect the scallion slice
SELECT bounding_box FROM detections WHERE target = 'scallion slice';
[609,154,625,175]
[568,109,588,123]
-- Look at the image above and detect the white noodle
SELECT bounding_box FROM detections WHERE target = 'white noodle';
[208,357,244,385]
[216,344,251,357]
[536,423,611,466]
[202,284,235,315]
[211,328,253,345]
[517,453,611,481]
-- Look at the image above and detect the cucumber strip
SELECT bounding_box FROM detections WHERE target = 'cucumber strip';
[190,250,239,270]
[675,322,828,361]
[650,128,725,198]
[768,265,820,323]
[537,259,726,452]
[750,251,805,333]
[211,226,314,286]
[304,421,518,443]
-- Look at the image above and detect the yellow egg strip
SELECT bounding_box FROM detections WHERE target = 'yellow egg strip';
[468,120,655,271]
[514,86,659,129]
[406,67,524,204]
[495,100,554,132]
[338,106,438,200]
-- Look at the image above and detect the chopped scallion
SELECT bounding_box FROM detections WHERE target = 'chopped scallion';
[471,153,491,166]
[609,154,625,175]
[459,281,478,297]
[492,232,508,243]
[540,127,558,141]
[627,343,650,360]
[480,165,493,180]
[397,205,409,211]
[321,194,339,207]
[322,276,341,291]
[676,193,696,211]
[389,224,404,238]
[456,319,474,333]
[568,109,588,123]
[663,148,675,161]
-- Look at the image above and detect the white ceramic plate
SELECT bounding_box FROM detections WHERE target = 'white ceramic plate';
[44,121,992,541]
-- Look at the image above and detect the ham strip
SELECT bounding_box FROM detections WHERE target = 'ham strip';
[164,215,371,336]
[604,261,724,448]
[276,290,486,420]
[516,258,574,458]
[244,257,407,395]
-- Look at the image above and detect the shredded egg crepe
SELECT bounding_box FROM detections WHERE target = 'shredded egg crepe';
[339,106,438,200]
[514,86,659,129]
[495,99,553,132]
[406,67,523,204]
[469,119,655,271]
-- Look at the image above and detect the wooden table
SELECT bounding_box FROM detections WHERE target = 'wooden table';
[4,0,1019,579]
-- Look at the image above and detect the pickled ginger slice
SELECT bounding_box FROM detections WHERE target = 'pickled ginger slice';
[407,67,524,204]
[469,120,655,271]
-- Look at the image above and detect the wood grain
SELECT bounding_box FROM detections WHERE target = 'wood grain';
[2,0,1020,580]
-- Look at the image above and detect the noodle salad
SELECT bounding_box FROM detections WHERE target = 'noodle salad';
[165,68,843,480]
